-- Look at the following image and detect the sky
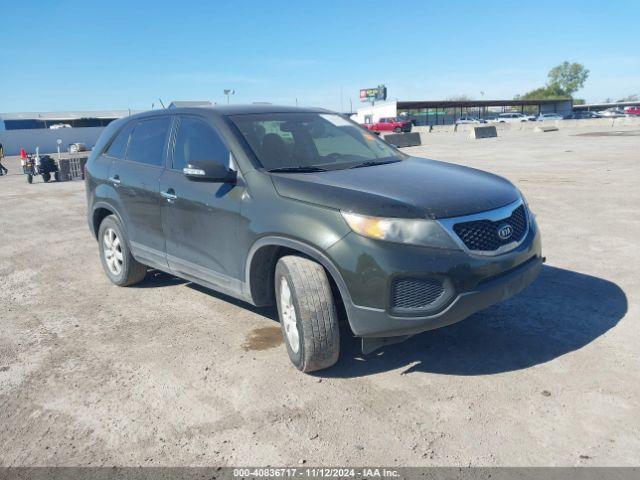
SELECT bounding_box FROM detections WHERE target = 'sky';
[1,0,638,113]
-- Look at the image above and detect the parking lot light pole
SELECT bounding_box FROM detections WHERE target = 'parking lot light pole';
[224,89,235,104]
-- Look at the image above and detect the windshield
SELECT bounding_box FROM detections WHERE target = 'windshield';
[229,112,406,171]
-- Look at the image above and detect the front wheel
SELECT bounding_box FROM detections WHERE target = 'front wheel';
[27,174,33,184]
[42,172,51,182]
[275,255,340,372]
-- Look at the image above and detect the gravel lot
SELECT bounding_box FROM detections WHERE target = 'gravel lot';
[1,125,639,466]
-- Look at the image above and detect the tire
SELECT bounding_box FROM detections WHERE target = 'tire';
[42,172,51,182]
[394,127,402,133]
[97,215,147,286]
[27,174,33,184]
[54,171,60,182]
[275,255,340,372]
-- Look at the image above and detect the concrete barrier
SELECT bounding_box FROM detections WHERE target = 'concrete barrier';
[383,132,422,148]
[534,125,559,132]
[469,126,498,139]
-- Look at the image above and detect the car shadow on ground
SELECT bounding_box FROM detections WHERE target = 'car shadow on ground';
[321,265,627,378]
[134,269,279,318]
[187,283,279,320]
[132,270,189,288]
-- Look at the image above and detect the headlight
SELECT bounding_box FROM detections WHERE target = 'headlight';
[518,189,535,219]
[340,211,458,249]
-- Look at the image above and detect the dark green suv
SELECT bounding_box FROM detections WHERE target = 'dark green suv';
[86,105,542,372]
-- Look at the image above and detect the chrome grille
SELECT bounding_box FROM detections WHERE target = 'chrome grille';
[452,204,528,253]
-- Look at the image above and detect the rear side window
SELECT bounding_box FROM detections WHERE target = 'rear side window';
[172,117,229,171]
[126,117,171,166]
[105,122,134,159]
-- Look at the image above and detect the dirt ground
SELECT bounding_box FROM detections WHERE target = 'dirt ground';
[1,125,639,467]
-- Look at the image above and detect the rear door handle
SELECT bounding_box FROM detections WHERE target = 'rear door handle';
[160,189,177,201]
[109,175,120,185]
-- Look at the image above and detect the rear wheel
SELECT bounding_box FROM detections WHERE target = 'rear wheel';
[98,215,147,286]
[394,127,402,133]
[275,255,340,372]
[54,171,60,182]
[42,172,51,182]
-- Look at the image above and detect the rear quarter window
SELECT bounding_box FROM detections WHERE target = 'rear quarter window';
[126,117,171,166]
[105,122,135,159]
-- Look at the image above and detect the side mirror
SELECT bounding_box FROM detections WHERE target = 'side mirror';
[183,161,237,183]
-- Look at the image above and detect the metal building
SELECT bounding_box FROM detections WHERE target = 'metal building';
[354,99,574,126]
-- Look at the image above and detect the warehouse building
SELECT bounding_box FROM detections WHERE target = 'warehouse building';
[354,98,573,126]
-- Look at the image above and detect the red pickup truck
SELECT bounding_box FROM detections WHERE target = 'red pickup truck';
[362,117,413,133]
[624,106,640,116]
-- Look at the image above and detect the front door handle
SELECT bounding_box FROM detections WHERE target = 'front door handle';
[109,175,120,185]
[160,189,177,201]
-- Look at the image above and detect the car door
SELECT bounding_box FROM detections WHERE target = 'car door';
[109,116,171,268]
[159,115,243,293]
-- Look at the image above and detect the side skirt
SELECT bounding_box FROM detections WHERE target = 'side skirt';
[129,241,252,305]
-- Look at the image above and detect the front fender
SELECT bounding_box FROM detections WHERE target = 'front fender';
[244,235,353,309]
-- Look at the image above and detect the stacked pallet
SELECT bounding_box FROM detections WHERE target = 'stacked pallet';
[57,157,88,181]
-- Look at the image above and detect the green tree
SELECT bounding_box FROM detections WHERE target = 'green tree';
[515,83,568,100]
[547,62,590,95]
[515,61,589,100]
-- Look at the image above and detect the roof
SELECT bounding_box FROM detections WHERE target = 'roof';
[129,104,330,120]
[168,101,213,109]
[396,99,573,109]
[574,101,639,110]
[0,110,139,121]
[203,104,329,115]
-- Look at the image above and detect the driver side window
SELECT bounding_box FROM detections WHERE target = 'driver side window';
[173,117,229,171]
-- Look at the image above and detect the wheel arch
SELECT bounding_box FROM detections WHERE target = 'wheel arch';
[245,236,352,312]
[91,202,126,240]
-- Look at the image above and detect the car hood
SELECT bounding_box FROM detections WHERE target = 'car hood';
[270,157,520,219]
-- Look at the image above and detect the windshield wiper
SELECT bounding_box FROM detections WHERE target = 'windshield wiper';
[350,159,401,169]
[267,166,327,173]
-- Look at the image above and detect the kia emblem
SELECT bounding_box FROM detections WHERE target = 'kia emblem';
[497,224,514,240]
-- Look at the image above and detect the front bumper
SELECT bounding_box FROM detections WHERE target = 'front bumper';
[347,254,542,338]
[327,217,542,338]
